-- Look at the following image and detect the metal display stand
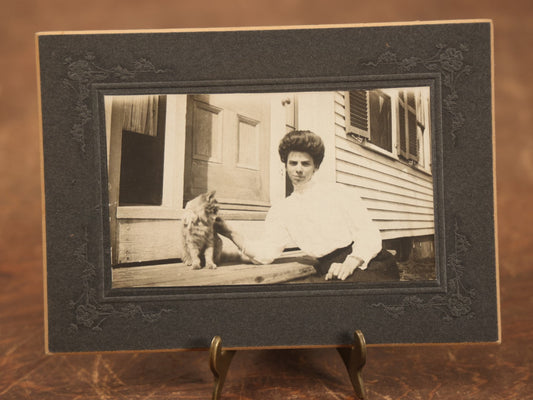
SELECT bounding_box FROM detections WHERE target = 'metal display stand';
[209,336,237,400]
[209,330,367,400]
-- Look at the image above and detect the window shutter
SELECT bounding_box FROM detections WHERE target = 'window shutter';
[398,91,419,162]
[407,110,419,161]
[345,90,370,140]
[398,102,408,159]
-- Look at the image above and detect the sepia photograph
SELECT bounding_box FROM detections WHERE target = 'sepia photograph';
[37,22,498,352]
[107,88,436,288]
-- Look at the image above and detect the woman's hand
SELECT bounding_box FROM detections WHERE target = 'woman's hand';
[325,255,364,281]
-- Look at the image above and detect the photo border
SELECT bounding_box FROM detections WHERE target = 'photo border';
[37,21,499,352]
[98,74,444,300]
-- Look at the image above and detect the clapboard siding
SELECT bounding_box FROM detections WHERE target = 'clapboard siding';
[336,159,433,196]
[334,112,346,127]
[367,203,433,215]
[337,182,434,209]
[334,91,434,240]
[337,171,433,203]
[334,99,346,118]
[368,209,434,221]
[336,140,432,187]
[380,228,435,240]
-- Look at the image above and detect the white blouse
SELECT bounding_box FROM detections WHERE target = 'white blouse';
[243,179,382,269]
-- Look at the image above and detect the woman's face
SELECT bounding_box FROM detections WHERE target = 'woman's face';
[286,151,317,188]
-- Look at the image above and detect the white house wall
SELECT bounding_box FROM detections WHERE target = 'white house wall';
[333,91,435,240]
[295,91,337,184]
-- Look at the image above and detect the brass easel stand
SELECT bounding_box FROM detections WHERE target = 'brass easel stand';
[209,330,368,400]
[209,336,236,400]
[337,330,367,399]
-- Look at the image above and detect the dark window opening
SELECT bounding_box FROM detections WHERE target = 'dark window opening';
[119,95,167,206]
[368,90,392,152]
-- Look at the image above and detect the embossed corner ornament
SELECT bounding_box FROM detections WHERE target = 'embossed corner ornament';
[62,52,167,154]
[362,43,472,145]
[67,227,174,334]
[373,220,476,321]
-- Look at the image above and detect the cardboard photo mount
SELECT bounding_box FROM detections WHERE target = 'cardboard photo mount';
[37,20,499,353]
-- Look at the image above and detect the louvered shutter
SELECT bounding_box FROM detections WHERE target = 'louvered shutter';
[398,101,408,159]
[407,110,419,161]
[398,91,419,162]
[345,90,370,139]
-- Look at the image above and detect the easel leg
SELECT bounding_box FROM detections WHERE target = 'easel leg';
[337,330,367,400]
[209,336,236,400]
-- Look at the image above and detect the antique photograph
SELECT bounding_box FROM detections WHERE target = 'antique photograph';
[38,22,498,352]
[106,88,436,288]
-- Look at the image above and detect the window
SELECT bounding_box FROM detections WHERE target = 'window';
[118,95,167,206]
[345,88,430,170]
[368,90,392,152]
[346,89,392,153]
[398,90,420,162]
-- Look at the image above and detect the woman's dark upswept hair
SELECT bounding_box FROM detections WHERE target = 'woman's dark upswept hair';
[278,130,325,168]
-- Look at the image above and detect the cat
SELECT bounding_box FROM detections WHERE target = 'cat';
[181,190,223,270]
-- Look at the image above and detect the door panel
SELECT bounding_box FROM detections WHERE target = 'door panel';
[184,94,271,209]
[237,115,260,170]
[191,101,223,163]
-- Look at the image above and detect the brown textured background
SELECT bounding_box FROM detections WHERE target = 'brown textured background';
[1,1,532,399]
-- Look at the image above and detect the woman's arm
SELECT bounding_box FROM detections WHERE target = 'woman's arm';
[215,215,288,265]
[214,218,256,262]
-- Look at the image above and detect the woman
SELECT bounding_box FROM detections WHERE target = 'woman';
[216,130,400,282]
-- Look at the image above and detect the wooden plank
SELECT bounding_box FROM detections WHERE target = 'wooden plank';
[380,227,435,240]
[117,206,183,220]
[375,219,434,231]
[117,219,183,263]
[334,112,346,127]
[366,201,434,214]
[112,259,317,288]
[368,209,434,221]
[116,219,270,264]
[334,91,345,104]
[216,197,271,207]
[335,122,346,135]
[218,210,267,220]
[219,203,270,212]
[334,101,346,118]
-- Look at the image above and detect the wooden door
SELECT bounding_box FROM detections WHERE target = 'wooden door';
[184,94,271,213]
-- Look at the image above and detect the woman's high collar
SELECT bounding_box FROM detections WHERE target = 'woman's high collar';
[292,176,317,194]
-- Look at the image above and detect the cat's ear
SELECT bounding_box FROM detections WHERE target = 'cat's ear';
[207,190,217,200]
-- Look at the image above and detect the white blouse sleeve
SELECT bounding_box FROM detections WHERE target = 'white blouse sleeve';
[241,203,292,265]
[338,186,382,269]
